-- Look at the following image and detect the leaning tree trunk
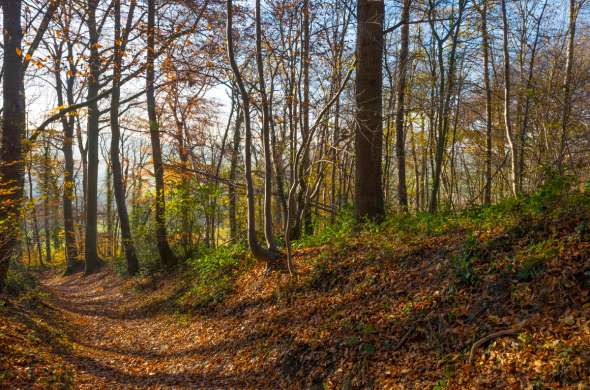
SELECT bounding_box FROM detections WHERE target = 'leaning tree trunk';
[255,0,278,251]
[226,0,280,266]
[0,0,26,292]
[355,0,385,222]
[147,0,177,268]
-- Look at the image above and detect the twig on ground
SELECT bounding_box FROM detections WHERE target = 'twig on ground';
[468,328,519,364]
[393,326,416,351]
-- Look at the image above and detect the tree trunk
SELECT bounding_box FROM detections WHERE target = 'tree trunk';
[111,0,139,275]
[147,0,177,268]
[43,141,52,263]
[226,0,280,265]
[395,0,411,209]
[0,0,26,292]
[229,103,242,242]
[558,0,578,173]
[428,0,466,213]
[54,40,81,274]
[355,0,385,222]
[479,0,493,205]
[255,0,278,251]
[84,0,103,274]
[500,0,517,196]
[518,0,547,193]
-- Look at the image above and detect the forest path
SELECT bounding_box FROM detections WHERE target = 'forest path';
[40,269,260,389]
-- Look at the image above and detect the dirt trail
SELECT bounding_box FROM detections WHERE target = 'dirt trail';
[40,270,265,389]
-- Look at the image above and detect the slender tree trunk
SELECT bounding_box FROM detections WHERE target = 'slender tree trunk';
[480,0,493,205]
[110,0,139,275]
[0,0,26,291]
[55,45,81,274]
[428,0,466,213]
[255,0,278,251]
[395,0,411,209]
[147,0,176,267]
[226,0,279,264]
[355,0,385,222]
[518,0,547,192]
[301,0,313,235]
[500,0,517,196]
[27,163,43,265]
[43,142,52,263]
[229,103,242,242]
[558,0,578,173]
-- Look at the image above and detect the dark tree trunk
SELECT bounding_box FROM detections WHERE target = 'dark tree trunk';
[55,47,81,274]
[43,142,52,263]
[480,0,493,205]
[147,0,176,267]
[355,0,385,222]
[229,104,242,242]
[84,0,103,274]
[395,0,411,209]
[0,0,26,292]
[111,0,139,275]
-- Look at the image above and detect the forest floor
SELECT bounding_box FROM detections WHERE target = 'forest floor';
[2,181,590,389]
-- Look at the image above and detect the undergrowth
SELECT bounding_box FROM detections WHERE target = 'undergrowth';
[4,261,38,296]
[180,243,253,308]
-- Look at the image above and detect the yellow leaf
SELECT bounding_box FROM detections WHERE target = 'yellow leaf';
[15,48,22,57]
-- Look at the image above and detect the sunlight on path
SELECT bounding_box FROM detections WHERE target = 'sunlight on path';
[40,270,260,389]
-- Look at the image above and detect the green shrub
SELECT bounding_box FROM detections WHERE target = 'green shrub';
[5,262,37,296]
[296,207,354,248]
[181,243,251,308]
[451,234,479,284]
[515,240,559,282]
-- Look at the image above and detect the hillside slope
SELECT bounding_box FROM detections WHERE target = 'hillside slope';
[1,179,589,389]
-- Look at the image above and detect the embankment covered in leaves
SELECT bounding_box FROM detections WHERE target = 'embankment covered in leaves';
[1,177,589,388]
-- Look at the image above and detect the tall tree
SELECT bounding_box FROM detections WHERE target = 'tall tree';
[255,0,278,251]
[111,0,140,275]
[355,0,385,222]
[518,0,547,192]
[147,0,177,267]
[52,15,81,274]
[428,0,467,213]
[0,0,26,292]
[226,0,280,266]
[500,0,518,196]
[478,0,493,205]
[394,0,411,209]
[558,0,581,172]
[84,0,103,274]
